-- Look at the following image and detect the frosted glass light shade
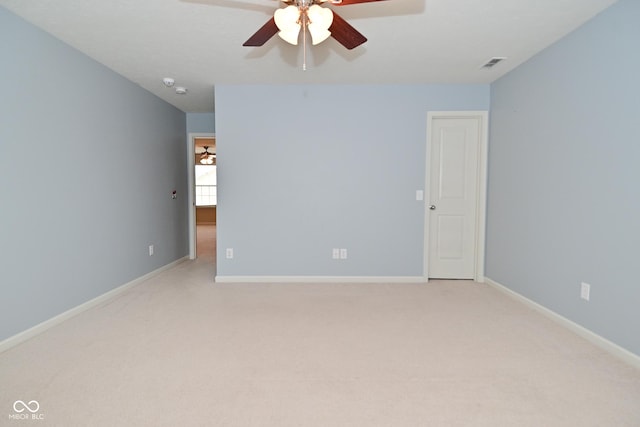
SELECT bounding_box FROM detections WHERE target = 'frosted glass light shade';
[275,6,301,45]
[307,5,333,45]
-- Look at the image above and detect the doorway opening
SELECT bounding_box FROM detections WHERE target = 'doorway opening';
[188,133,216,262]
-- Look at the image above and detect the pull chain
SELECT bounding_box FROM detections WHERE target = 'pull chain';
[302,13,307,71]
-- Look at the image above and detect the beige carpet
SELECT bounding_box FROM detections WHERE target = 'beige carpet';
[196,224,216,263]
[1,259,639,426]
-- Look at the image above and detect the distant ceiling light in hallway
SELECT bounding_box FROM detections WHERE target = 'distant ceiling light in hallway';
[200,146,215,165]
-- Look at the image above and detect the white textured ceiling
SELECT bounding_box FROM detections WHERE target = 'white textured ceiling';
[0,0,617,112]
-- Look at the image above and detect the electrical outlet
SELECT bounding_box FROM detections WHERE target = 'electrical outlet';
[226,248,234,259]
[332,248,340,259]
[580,282,590,301]
[340,248,348,259]
[148,245,154,256]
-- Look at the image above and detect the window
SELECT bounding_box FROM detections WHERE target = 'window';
[195,165,217,206]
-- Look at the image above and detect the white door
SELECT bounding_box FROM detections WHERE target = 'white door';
[426,115,484,279]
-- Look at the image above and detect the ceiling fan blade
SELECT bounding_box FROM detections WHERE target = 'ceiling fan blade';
[243,17,279,46]
[332,0,387,5]
[329,12,367,49]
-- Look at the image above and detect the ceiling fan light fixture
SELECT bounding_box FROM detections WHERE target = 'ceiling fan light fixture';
[242,0,372,63]
[199,147,214,164]
[308,5,333,45]
[275,6,301,45]
[308,26,331,45]
[200,146,215,162]
[278,27,301,45]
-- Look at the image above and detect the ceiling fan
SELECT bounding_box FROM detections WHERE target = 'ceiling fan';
[199,146,216,165]
[243,0,387,50]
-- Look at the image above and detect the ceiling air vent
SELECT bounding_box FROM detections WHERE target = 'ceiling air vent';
[481,57,506,69]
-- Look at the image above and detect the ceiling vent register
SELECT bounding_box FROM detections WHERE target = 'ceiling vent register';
[481,57,506,69]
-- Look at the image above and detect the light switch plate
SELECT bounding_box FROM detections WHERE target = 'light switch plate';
[581,282,590,301]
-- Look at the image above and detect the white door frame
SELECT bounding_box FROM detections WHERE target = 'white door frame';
[423,111,488,282]
[187,132,216,260]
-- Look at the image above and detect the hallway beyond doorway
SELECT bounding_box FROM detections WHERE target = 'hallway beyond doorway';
[196,224,216,267]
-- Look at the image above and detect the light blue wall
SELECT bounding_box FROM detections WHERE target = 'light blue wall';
[187,112,215,134]
[487,0,640,355]
[215,84,489,277]
[0,7,189,341]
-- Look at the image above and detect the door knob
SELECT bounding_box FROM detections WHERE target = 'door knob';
[429,205,436,210]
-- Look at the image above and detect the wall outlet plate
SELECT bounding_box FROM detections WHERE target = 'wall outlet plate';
[581,282,590,301]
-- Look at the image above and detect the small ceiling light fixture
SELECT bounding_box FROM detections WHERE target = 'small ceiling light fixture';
[200,146,215,165]
[175,86,188,95]
[162,77,175,87]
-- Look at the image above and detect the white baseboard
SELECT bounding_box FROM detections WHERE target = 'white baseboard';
[484,277,640,370]
[0,256,189,354]
[215,276,426,284]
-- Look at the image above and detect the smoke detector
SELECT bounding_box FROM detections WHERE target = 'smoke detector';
[175,87,188,95]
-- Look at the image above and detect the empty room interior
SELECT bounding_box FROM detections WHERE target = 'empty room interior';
[1,0,639,425]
